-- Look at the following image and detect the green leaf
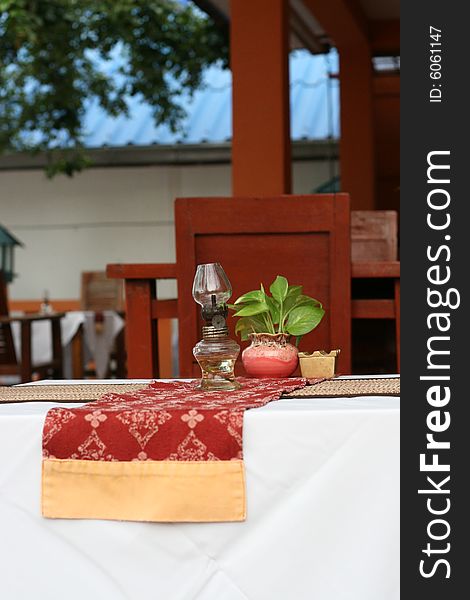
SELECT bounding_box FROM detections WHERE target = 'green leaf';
[283,285,303,313]
[296,294,323,308]
[233,314,268,340]
[270,275,289,303]
[247,313,269,333]
[287,284,303,296]
[265,295,280,324]
[234,290,265,305]
[286,305,325,336]
[234,317,252,340]
[234,317,250,334]
[284,295,323,316]
[233,302,269,317]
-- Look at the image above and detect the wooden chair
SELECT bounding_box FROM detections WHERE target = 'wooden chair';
[0,272,64,383]
[76,271,126,378]
[81,271,125,312]
[108,194,352,378]
[351,211,400,371]
[351,211,397,262]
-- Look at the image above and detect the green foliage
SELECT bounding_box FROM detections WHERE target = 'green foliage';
[0,0,228,175]
[230,275,325,346]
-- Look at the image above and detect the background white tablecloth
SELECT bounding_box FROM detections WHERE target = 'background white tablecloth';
[10,311,124,379]
[0,382,399,600]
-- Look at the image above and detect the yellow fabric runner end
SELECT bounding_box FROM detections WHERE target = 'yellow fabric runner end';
[42,459,246,522]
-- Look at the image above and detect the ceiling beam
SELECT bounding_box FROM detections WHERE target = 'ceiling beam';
[290,0,330,54]
[302,0,369,48]
[370,19,400,55]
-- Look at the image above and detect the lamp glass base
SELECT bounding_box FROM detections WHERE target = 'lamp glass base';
[193,335,241,392]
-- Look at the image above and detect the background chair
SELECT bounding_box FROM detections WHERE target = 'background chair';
[108,194,352,378]
[0,271,64,383]
[351,211,397,262]
[81,271,125,312]
[350,211,400,372]
[76,271,126,378]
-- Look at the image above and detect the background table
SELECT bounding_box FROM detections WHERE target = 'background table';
[0,378,399,600]
[10,310,124,379]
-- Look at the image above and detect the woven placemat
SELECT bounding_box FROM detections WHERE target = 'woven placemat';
[0,383,149,404]
[283,377,400,398]
[1,378,400,404]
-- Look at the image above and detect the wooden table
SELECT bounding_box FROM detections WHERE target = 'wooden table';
[0,376,399,600]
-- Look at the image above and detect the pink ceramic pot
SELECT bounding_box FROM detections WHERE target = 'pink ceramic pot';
[242,333,298,378]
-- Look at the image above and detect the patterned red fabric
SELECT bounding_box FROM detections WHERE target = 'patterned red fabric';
[43,378,309,462]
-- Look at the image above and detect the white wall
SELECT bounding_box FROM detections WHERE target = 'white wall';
[0,159,336,300]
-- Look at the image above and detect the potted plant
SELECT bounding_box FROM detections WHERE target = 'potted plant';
[230,275,325,377]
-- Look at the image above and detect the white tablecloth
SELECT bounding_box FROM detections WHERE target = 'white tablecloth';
[0,379,399,600]
[10,311,124,379]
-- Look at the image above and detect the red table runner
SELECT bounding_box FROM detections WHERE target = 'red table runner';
[42,378,309,522]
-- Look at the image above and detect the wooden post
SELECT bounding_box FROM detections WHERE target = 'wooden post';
[20,320,32,383]
[71,326,84,379]
[124,279,157,378]
[230,0,291,195]
[394,278,400,372]
[339,43,376,210]
[303,0,376,209]
[51,317,63,379]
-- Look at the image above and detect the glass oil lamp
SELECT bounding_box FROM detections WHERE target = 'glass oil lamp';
[192,263,241,391]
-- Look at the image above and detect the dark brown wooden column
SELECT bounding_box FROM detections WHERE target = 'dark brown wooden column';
[230,0,291,195]
[339,42,375,210]
[304,0,376,209]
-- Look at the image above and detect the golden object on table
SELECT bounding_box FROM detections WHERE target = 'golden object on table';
[298,349,340,378]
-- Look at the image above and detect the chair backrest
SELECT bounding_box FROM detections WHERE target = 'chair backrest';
[175,195,351,376]
[81,271,124,312]
[0,270,17,368]
[351,210,398,262]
